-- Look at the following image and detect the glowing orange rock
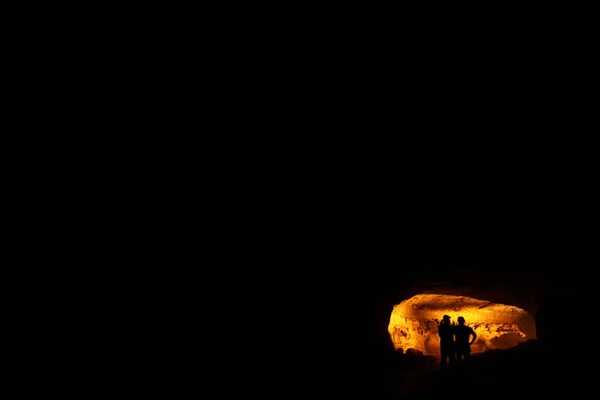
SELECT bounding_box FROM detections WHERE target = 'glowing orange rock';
[388,294,536,356]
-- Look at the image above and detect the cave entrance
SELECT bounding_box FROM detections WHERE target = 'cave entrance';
[388,294,537,356]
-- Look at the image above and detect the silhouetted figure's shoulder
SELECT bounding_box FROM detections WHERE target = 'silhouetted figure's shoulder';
[438,323,454,340]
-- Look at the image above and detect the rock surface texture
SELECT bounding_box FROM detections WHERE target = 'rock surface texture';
[388,294,536,356]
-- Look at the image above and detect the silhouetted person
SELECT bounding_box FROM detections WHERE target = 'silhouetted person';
[438,315,455,369]
[454,316,476,366]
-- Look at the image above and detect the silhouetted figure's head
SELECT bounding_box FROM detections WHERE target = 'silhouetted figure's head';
[442,315,450,323]
[457,316,465,325]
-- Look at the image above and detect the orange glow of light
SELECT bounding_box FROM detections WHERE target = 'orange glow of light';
[388,294,536,356]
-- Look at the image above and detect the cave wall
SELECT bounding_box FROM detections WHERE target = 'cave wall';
[388,294,537,356]
[280,262,590,395]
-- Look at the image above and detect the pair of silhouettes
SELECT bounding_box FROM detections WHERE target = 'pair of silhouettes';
[438,315,477,369]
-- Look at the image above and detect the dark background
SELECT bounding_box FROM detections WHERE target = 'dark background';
[14,191,595,396]
[239,210,597,397]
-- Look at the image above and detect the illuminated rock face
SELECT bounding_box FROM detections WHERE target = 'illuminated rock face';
[388,294,536,356]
